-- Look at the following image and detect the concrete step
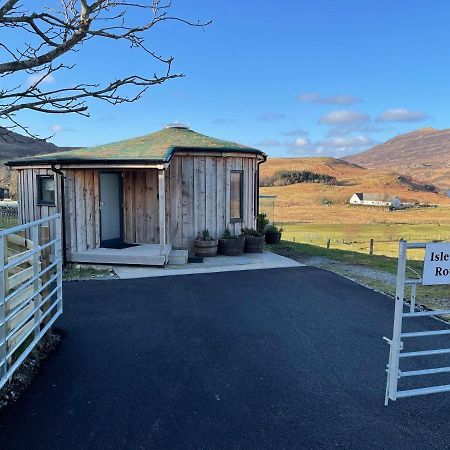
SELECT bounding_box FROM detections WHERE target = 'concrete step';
[71,244,172,266]
[168,249,189,265]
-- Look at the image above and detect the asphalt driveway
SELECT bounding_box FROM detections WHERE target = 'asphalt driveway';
[1,266,450,449]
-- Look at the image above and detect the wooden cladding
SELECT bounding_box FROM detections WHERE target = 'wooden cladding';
[16,153,259,257]
[123,170,159,244]
[165,155,257,250]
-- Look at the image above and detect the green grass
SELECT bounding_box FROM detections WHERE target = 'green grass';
[280,223,450,259]
[0,217,18,230]
[63,267,114,281]
[267,240,422,274]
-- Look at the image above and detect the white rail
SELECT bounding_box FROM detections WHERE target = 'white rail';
[0,214,63,390]
[384,240,450,404]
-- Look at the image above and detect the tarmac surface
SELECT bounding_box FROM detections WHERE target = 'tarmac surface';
[2,266,450,449]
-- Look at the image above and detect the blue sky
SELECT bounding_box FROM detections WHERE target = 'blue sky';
[16,0,450,157]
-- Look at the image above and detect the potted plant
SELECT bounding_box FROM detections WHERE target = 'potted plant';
[241,227,265,253]
[264,223,283,244]
[257,213,270,235]
[218,229,245,256]
[194,229,218,257]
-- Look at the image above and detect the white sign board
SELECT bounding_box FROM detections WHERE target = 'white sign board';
[423,243,450,285]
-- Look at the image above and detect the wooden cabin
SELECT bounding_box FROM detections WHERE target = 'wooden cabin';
[6,125,266,266]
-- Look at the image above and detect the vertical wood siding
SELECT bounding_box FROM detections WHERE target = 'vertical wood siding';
[17,168,62,240]
[16,154,259,257]
[123,170,159,244]
[165,155,258,251]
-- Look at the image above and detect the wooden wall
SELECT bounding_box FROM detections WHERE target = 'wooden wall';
[63,169,99,258]
[165,155,258,251]
[16,153,260,257]
[16,168,62,239]
[123,170,159,244]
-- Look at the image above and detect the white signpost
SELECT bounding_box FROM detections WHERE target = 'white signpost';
[384,240,450,405]
[423,243,450,285]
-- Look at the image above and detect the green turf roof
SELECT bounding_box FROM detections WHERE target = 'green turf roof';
[6,127,264,166]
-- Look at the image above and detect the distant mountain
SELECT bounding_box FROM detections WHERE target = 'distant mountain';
[0,127,75,162]
[259,156,450,224]
[343,127,450,189]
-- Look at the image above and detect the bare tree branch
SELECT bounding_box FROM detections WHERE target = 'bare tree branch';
[0,0,211,139]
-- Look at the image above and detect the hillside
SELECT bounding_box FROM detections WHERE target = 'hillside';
[0,127,73,161]
[259,157,450,224]
[343,127,450,189]
[0,127,76,196]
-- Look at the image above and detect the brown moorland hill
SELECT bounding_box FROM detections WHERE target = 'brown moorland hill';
[343,127,450,189]
[0,127,77,196]
[260,157,450,224]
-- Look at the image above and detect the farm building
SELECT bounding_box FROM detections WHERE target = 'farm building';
[349,193,402,208]
[6,125,266,266]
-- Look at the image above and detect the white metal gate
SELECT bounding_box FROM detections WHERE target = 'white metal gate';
[385,240,450,404]
[0,214,63,390]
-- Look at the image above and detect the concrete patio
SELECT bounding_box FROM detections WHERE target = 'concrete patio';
[114,251,302,279]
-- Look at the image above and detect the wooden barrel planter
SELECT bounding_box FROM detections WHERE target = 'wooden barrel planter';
[194,239,218,257]
[265,232,281,244]
[243,235,265,253]
[218,237,245,256]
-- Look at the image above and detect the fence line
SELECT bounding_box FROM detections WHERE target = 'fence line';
[287,235,450,256]
[0,214,63,390]
[0,203,18,230]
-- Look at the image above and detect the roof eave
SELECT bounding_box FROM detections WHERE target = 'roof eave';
[6,146,267,167]
[5,157,166,167]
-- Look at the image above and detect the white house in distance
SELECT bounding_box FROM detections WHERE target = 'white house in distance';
[349,193,402,208]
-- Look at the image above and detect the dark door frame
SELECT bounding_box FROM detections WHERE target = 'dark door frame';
[99,171,124,248]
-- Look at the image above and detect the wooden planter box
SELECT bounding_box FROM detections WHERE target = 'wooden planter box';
[265,232,281,244]
[194,239,218,257]
[218,237,245,256]
[243,235,265,253]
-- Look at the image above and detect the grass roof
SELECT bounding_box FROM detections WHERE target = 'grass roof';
[7,127,264,166]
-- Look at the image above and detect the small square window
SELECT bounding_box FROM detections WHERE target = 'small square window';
[37,175,55,206]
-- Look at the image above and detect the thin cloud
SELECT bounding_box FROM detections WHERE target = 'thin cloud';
[294,137,310,147]
[317,135,374,149]
[27,72,55,86]
[298,92,360,106]
[319,110,369,126]
[257,138,282,147]
[257,112,288,122]
[286,135,374,157]
[257,137,311,150]
[326,123,385,137]
[281,128,309,137]
[49,124,73,133]
[377,108,428,123]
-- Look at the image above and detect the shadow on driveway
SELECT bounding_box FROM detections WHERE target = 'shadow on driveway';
[1,266,450,449]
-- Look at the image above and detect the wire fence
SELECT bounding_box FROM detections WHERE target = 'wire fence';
[286,235,450,258]
[0,203,19,230]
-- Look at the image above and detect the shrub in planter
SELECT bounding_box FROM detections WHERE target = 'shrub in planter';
[241,227,265,253]
[256,213,270,235]
[194,229,218,257]
[218,229,245,256]
[265,224,283,244]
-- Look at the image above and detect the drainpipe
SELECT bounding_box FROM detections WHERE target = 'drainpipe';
[50,165,66,264]
[256,158,265,219]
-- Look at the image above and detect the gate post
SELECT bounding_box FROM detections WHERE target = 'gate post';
[0,236,5,380]
[385,239,408,404]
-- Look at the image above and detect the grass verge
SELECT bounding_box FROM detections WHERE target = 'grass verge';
[63,266,116,281]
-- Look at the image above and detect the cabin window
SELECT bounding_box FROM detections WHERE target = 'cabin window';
[230,170,243,221]
[37,175,55,206]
